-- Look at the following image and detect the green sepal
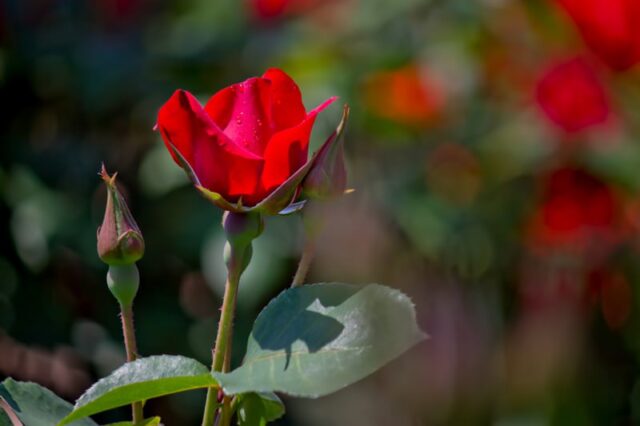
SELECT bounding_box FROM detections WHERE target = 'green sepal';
[236,392,285,426]
[106,264,139,307]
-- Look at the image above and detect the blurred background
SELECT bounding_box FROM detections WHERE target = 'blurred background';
[2,0,640,424]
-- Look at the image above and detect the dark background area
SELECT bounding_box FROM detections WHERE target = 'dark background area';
[3,0,640,424]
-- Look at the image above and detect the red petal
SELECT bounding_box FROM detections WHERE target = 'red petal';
[204,77,272,156]
[204,85,236,129]
[263,68,307,131]
[157,90,263,201]
[261,96,337,192]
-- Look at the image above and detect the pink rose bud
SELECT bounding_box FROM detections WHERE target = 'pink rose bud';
[303,105,349,199]
[97,165,145,265]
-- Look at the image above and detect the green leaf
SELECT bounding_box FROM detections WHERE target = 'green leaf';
[105,417,161,426]
[59,355,217,425]
[236,392,284,426]
[214,283,426,397]
[0,378,97,426]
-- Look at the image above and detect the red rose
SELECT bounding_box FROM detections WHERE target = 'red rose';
[555,0,640,71]
[156,69,341,214]
[535,57,610,133]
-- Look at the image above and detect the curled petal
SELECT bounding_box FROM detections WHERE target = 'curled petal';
[204,85,236,129]
[261,96,338,192]
[204,78,272,156]
[263,68,307,131]
[157,90,264,201]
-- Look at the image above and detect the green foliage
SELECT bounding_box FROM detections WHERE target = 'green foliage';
[59,355,217,425]
[0,404,12,426]
[214,283,426,397]
[0,378,97,426]
[236,392,285,426]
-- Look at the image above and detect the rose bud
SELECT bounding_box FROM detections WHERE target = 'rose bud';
[97,165,145,266]
[156,68,340,215]
[303,104,349,199]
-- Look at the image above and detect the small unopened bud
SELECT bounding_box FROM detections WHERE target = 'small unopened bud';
[303,105,349,200]
[221,212,262,281]
[97,165,145,266]
[222,211,263,247]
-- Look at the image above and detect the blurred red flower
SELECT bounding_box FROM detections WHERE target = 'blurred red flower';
[250,0,290,20]
[363,65,444,126]
[528,167,619,249]
[247,0,326,21]
[156,68,336,211]
[555,0,640,71]
[535,57,610,133]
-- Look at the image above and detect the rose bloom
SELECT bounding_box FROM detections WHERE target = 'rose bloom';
[535,57,610,133]
[156,69,338,213]
[555,0,640,71]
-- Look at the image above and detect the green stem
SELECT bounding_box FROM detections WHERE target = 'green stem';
[120,302,143,424]
[291,238,315,288]
[202,212,261,426]
[201,272,240,425]
[220,395,233,426]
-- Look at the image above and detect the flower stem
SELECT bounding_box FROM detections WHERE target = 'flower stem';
[291,238,315,287]
[120,302,143,424]
[202,273,241,425]
[202,212,261,426]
